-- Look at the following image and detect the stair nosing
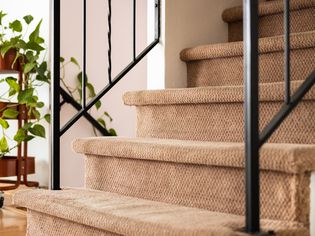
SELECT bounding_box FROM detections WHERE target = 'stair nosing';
[123,81,315,106]
[73,137,315,174]
[180,31,315,62]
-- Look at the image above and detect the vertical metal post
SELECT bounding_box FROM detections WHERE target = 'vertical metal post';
[133,0,136,61]
[155,0,160,40]
[107,0,112,84]
[82,0,87,108]
[51,0,61,190]
[284,0,291,104]
[243,0,260,233]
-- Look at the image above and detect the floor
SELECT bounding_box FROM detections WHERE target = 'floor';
[0,185,29,236]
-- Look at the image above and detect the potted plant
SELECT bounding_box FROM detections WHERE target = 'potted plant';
[0,11,50,185]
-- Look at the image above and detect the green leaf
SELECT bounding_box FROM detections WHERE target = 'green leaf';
[27,41,45,52]
[36,102,44,108]
[3,108,19,119]
[14,128,26,143]
[109,128,117,136]
[25,97,38,107]
[0,11,7,25]
[0,44,12,57]
[9,20,22,32]
[23,15,34,24]
[16,39,27,49]
[23,122,33,130]
[29,19,42,43]
[0,136,9,152]
[37,61,47,75]
[25,135,35,141]
[0,118,9,129]
[97,118,106,128]
[104,112,113,122]
[36,74,49,83]
[5,77,20,96]
[95,100,101,110]
[32,109,41,120]
[23,63,36,74]
[70,57,80,68]
[29,124,45,138]
[87,83,96,97]
[25,51,36,62]
[44,114,50,123]
[60,57,65,63]
[18,88,34,104]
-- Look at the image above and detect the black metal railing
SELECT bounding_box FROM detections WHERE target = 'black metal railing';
[51,0,314,234]
[51,0,160,190]
[243,0,315,234]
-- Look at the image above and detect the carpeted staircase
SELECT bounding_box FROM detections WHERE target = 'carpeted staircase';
[13,1,315,235]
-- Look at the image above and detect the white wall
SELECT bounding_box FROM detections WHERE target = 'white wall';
[148,0,242,89]
[0,0,50,187]
[60,0,148,187]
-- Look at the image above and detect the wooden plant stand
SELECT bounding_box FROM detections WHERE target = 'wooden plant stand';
[0,62,39,192]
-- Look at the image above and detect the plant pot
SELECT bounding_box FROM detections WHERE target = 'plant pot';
[0,156,35,177]
[0,48,20,71]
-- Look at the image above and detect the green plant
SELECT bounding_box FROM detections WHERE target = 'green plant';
[60,57,117,136]
[0,11,50,157]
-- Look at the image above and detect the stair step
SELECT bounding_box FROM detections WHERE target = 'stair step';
[73,137,315,225]
[124,80,315,144]
[222,0,315,42]
[13,188,309,236]
[73,137,315,174]
[180,31,315,87]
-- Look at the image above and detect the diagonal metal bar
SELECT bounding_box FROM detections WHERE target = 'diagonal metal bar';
[260,70,315,146]
[60,39,159,136]
[60,88,111,136]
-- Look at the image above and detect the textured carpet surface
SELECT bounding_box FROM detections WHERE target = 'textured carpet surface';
[180,31,315,87]
[73,137,315,174]
[222,0,314,22]
[14,189,309,236]
[72,137,314,224]
[124,81,315,144]
[227,7,315,42]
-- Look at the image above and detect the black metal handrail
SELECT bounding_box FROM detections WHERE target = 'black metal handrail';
[51,0,314,234]
[52,0,161,190]
[243,0,315,234]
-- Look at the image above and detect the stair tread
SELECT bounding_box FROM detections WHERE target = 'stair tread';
[123,80,315,106]
[73,137,315,174]
[180,31,315,62]
[222,0,314,23]
[13,188,308,236]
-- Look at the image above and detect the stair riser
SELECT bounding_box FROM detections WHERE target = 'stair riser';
[228,7,315,42]
[186,47,315,87]
[135,100,315,144]
[27,211,116,236]
[85,155,310,225]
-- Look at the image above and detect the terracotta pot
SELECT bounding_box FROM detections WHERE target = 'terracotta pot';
[0,48,20,71]
[0,156,35,177]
